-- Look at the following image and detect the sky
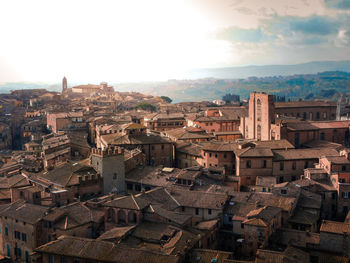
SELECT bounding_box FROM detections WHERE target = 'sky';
[0,0,350,83]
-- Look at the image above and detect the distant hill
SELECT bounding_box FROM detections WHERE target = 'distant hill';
[2,60,350,103]
[185,60,350,79]
[138,71,350,102]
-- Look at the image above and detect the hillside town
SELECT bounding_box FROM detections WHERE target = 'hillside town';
[0,78,349,263]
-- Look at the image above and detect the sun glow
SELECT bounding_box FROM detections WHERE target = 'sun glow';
[0,0,230,83]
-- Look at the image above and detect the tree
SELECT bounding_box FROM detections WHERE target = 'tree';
[160,96,172,103]
[134,102,157,112]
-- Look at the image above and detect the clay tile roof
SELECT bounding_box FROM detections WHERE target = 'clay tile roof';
[97,225,136,241]
[275,101,337,108]
[104,195,150,211]
[323,155,350,164]
[320,220,350,234]
[35,235,180,263]
[235,147,274,158]
[273,148,339,160]
[0,200,50,224]
[169,188,228,209]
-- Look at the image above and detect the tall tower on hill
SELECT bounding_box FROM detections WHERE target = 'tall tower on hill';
[62,76,67,93]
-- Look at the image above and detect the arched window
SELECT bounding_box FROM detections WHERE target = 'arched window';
[257,124,262,141]
[257,99,262,121]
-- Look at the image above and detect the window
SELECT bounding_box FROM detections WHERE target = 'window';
[135,185,141,191]
[127,184,133,190]
[151,146,155,150]
[224,154,227,159]
[323,112,327,119]
[208,209,212,215]
[291,176,296,181]
[15,231,21,239]
[279,176,284,183]
[280,162,284,171]
[49,255,55,263]
[181,206,185,212]
[262,187,266,192]
[304,161,308,169]
[209,153,212,157]
[22,233,27,242]
[316,112,320,119]
[25,251,29,263]
[246,160,251,168]
[292,162,296,170]
[241,223,244,229]
[6,244,10,257]
[257,99,262,121]
[342,166,346,171]
[113,173,117,180]
[332,192,336,199]
[320,132,325,140]
[215,154,218,158]
[281,189,287,195]
[161,145,164,150]
[342,192,350,199]
[195,208,199,215]
[262,160,267,168]
[309,112,313,120]
[257,124,261,141]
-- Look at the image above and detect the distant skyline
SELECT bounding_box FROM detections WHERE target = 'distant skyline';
[1,0,350,83]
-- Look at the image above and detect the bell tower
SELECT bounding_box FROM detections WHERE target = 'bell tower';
[62,76,67,93]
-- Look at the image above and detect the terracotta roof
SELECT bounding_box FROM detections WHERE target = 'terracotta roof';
[323,155,350,164]
[235,147,274,158]
[176,143,202,157]
[0,200,49,224]
[311,120,350,129]
[275,101,336,108]
[36,235,180,263]
[97,225,136,241]
[273,148,339,161]
[104,195,150,210]
[43,202,104,229]
[320,220,350,234]
[169,188,228,210]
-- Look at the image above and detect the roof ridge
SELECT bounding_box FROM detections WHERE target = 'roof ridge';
[131,194,140,210]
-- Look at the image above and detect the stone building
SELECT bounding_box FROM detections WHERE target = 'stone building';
[90,147,125,194]
[0,200,50,262]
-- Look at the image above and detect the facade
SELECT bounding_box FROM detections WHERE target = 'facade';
[0,200,49,262]
[241,92,275,141]
[41,133,71,170]
[46,112,85,133]
[90,147,126,194]
[143,113,185,132]
[275,101,337,121]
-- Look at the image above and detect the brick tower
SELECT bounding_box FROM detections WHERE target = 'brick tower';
[62,76,67,93]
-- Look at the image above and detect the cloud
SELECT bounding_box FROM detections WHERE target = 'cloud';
[213,27,275,43]
[288,15,339,35]
[325,0,350,9]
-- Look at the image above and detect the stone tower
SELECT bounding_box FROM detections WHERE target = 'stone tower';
[241,92,275,141]
[62,76,67,93]
[90,147,125,194]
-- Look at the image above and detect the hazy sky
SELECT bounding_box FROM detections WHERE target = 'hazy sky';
[1,0,350,83]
